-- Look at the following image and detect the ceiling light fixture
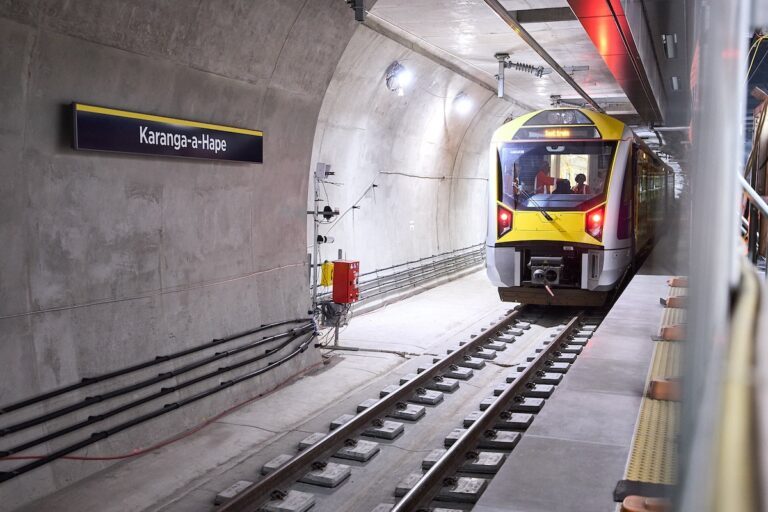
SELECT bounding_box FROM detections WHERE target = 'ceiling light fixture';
[662,34,678,59]
[453,92,473,115]
[385,61,414,96]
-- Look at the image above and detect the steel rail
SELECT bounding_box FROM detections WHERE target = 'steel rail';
[217,308,523,512]
[481,0,604,113]
[391,315,581,511]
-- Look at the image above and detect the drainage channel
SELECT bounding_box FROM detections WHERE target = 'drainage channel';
[213,307,549,512]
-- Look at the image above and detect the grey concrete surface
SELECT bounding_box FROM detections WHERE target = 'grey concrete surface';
[474,270,670,512]
[0,1,362,507]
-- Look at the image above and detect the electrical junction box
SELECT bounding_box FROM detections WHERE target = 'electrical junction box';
[332,260,359,304]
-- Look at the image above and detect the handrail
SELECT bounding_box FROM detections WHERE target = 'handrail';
[739,174,768,216]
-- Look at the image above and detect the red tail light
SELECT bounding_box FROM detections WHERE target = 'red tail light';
[498,206,512,237]
[585,205,605,241]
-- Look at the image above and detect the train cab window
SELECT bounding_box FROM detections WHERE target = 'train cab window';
[498,141,616,211]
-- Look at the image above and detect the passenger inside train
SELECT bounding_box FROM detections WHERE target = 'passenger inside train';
[499,141,612,211]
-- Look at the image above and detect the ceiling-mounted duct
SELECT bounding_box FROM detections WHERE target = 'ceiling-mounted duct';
[567,0,664,124]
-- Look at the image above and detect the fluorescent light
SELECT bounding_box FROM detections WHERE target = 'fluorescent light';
[453,92,473,115]
[398,68,414,88]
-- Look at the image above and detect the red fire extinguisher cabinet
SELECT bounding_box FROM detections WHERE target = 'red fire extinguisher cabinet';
[332,260,359,304]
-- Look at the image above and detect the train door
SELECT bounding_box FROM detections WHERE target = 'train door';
[634,147,653,252]
[619,145,636,268]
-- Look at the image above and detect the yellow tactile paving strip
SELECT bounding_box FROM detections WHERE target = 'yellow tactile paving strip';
[625,398,680,484]
[660,307,686,328]
[623,283,682,488]
[648,342,681,381]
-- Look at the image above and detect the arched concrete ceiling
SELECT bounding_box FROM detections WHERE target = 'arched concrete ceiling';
[368,0,633,112]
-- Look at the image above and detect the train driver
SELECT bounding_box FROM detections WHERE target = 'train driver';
[571,173,592,194]
[534,159,555,194]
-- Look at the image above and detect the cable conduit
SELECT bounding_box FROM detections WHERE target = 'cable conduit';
[0,327,314,457]
[0,318,311,416]
[0,323,314,437]
[0,330,316,484]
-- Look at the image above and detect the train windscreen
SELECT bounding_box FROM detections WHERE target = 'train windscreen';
[498,141,616,212]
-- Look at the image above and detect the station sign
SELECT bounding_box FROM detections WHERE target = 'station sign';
[72,103,263,163]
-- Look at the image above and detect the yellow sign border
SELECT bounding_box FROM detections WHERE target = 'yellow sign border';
[74,103,263,137]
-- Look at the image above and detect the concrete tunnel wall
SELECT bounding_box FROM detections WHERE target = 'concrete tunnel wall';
[309,25,520,274]
[0,2,525,507]
[0,1,359,508]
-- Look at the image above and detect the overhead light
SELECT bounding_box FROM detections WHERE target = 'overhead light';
[671,76,680,91]
[453,92,473,115]
[385,61,414,95]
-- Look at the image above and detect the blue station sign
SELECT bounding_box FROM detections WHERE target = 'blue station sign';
[72,103,263,163]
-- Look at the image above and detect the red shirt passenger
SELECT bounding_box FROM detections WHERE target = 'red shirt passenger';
[571,173,592,194]
[534,161,555,194]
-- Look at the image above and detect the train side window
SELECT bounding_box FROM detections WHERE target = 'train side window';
[617,156,633,240]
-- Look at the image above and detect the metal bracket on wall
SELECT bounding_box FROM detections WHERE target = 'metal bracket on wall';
[346,0,365,22]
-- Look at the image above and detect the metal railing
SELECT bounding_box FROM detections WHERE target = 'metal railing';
[740,174,768,276]
[316,243,485,306]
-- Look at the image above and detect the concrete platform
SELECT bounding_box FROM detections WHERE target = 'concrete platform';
[474,270,670,512]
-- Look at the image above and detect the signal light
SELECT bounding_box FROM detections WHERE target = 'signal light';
[498,206,512,237]
[585,206,605,241]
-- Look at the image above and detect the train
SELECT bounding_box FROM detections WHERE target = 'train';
[485,108,674,306]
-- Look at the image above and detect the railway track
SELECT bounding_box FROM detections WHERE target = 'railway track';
[212,307,606,512]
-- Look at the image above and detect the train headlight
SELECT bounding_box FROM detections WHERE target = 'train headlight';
[585,205,605,241]
[497,205,513,238]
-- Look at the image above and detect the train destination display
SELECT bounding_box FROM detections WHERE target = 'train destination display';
[72,103,263,163]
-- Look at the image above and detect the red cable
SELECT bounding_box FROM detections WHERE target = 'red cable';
[0,360,324,462]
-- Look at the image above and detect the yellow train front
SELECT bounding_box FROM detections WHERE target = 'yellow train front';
[486,108,673,306]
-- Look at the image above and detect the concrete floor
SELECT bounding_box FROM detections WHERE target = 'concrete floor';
[473,267,671,512]
[15,271,513,512]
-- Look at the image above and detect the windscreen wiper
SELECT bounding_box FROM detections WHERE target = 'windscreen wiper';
[514,185,554,221]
